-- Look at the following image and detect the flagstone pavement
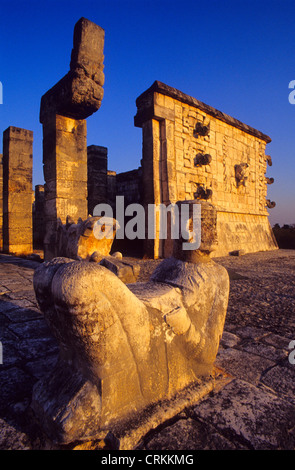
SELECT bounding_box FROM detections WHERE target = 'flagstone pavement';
[0,250,295,450]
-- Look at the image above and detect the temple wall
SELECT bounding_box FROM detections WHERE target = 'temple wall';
[134,81,278,258]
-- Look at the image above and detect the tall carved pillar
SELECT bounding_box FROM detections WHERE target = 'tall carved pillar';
[141,119,161,259]
[42,115,88,259]
[135,96,176,259]
[40,17,105,260]
[2,127,33,255]
[33,184,45,249]
[87,145,108,215]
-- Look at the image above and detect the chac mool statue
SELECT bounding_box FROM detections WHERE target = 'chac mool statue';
[31,200,229,446]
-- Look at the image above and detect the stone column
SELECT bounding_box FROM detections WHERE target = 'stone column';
[141,119,161,258]
[33,184,45,249]
[136,118,175,259]
[39,17,105,260]
[135,83,180,259]
[42,115,88,259]
[107,170,117,210]
[2,126,33,255]
[87,145,108,215]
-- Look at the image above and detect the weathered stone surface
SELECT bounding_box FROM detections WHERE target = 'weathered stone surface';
[191,379,295,449]
[40,17,104,122]
[0,250,295,450]
[134,81,277,259]
[31,225,229,445]
[99,256,140,283]
[0,418,31,450]
[132,255,229,370]
[261,364,295,404]
[2,127,33,256]
[215,347,275,385]
[143,417,238,450]
[55,216,118,261]
[87,145,108,215]
[33,185,45,249]
[172,200,218,262]
[31,362,102,444]
[41,18,105,261]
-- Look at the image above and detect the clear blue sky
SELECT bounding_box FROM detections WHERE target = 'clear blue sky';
[0,0,294,225]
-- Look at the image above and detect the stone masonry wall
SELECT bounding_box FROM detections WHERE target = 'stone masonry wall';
[87,145,108,215]
[2,127,33,255]
[33,184,45,249]
[116,167,143,206]
[135,81,277,258]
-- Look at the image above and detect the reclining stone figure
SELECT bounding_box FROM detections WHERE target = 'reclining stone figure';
[31,200,229,446]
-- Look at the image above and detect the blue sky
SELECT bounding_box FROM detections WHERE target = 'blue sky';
[0,0,294,225]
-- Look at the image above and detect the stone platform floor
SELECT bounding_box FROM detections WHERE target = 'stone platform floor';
[0,249,295,450]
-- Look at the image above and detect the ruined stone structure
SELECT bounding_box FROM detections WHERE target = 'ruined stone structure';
[33,184,45,249]
[0,23,278,263]
[86,145,142,215]
[31,200,229,447]
[87,145,108,215]
[2,127,33,255]
[134,81,277,258]
[40,17,105,260]
[116,167,143,206]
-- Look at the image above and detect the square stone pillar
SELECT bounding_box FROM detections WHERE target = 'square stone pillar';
[141,119,162,259]
[33,184,45,249]
[39,17,105,261]
[87,145,108,215]
[42,114,88,260]
[2,127,33,255]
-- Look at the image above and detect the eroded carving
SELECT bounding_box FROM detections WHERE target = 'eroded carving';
[31,201,229,446]
[235,162,249,187]
[40,17,104,123]
[194,153,212,166]
[40,18,105,260]
[194,185,212,200]
[194,121,210,137]
[266,199,276,209]
[56,215,118,261]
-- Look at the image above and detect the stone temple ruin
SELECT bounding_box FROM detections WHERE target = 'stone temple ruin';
[0,17,279,447]
[0,48,277,260]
